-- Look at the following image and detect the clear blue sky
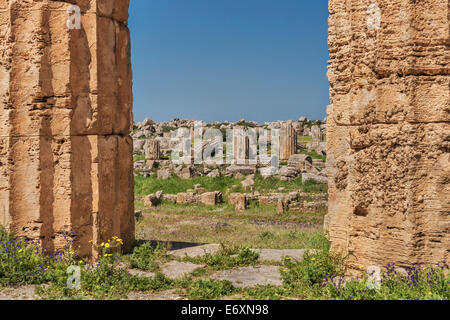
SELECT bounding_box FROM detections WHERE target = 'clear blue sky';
[129,0,329,123]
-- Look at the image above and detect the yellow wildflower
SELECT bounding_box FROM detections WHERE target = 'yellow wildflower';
[311,258,316,261]
[104,243,110,248]
[100,242,105,247]
[18,249,23,253]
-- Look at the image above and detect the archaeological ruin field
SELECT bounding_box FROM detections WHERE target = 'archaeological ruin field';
[0,0,448,301]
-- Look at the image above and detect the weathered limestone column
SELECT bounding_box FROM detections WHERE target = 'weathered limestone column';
[145,140,160,161]
[326,0,449,269]
[0,0,134,256]
[311,125,323,144]
[280,122,297,161]
[232,126,249,164]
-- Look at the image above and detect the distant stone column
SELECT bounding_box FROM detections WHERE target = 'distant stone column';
[145,140,161,161]
[310,125,323,144]
[0,1,134,256]
[326,0,449,269]
[232,127,249,164]
[279,122,297,161]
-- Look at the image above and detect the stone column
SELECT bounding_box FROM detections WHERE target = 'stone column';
[280,122,297,161]
[326,0,449,269]
[232,126,249,164]
[311,125,323,144]
[145,140,161,161]
[0,0,134,256]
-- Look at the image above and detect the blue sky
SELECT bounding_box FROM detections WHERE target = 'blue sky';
[129,0,329,123]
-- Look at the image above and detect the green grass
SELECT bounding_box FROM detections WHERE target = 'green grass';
[134,175,243,198]
[252,175,327,194]
[298,136,312,144]
[134,174,327,199]
[184,246,260,271]
[304,151,326,162]
[133,154,146,162]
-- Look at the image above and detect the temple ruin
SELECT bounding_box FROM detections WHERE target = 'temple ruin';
[0,0,448,267]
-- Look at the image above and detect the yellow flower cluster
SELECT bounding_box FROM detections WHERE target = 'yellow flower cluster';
[112,236,124,245]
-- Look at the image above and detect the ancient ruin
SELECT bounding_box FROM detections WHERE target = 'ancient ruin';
[0,1,134,256]
[0,0,447,270]
[326,0,449,269]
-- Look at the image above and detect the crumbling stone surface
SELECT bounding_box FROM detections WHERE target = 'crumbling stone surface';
[0,1,134,256]
[326,0,449,269]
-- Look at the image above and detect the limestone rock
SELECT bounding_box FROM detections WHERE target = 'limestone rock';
[161,261,203,279]
[211,266,282,288]
[207,169,220,178]
[176,192,198,205]
[302,173,327,185]
[226,165,256,176]
[144,191,163,207]
[200,192,223,206]
[229,193,248,211]
[157,169,171,180]
[278,166,299,181]
[241,175,255,189]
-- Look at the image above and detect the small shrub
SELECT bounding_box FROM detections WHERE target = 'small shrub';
[282,240,346,289]
[188,246,259,271]
[126,242,167,272]
[185,279,237,300]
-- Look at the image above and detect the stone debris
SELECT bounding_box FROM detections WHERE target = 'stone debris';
[144,191,164,207]
[302,173,328,185]
[200,191,223,206]
[229,193,248,211]
[241,175,255,189]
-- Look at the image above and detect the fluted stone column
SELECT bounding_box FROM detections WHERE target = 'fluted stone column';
[232,126,249,164]
[326,0,449,269]
[280,122,297,161]
[145,140,161,161]
[0,0,134,256]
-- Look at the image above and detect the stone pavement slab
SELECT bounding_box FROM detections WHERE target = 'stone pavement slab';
[255,249,307,262]
[168,244,221,258]
[127,269,156,278]
[211,266,282,288]
[161,261,204,279]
